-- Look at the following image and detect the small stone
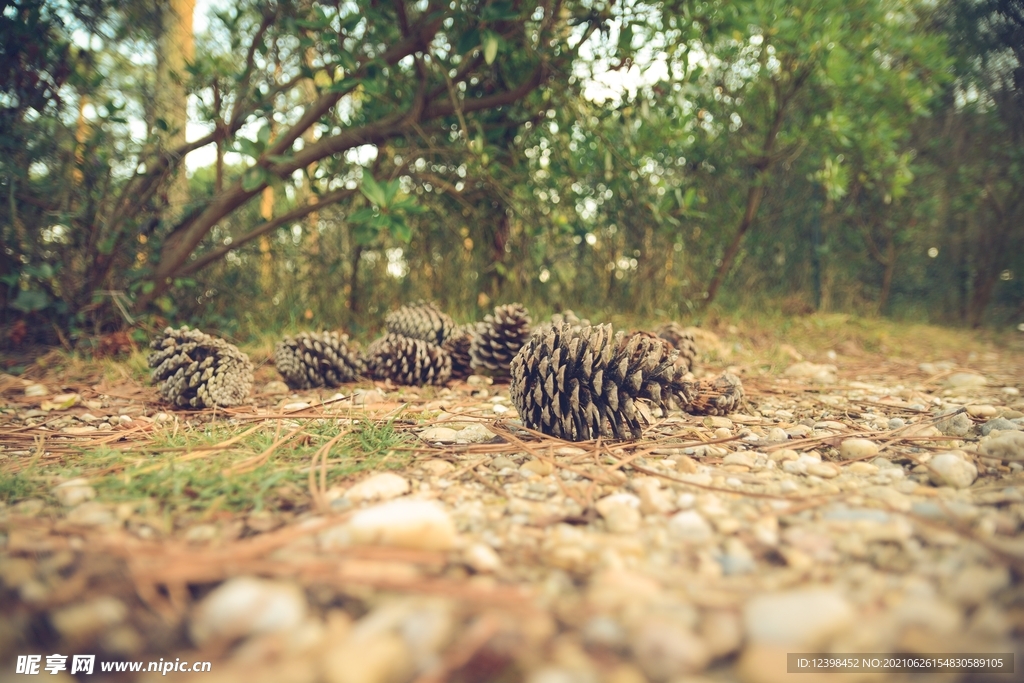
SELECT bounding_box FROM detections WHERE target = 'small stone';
[714,426,733,439]
[62,426,97,434]
[744,588,854,648]
[185,524,219,543]
[582,615,629,650]
[675,455,698,473]
[806,462,840,478]
[928,452,978,489]
[846,462,878,474]
[24,383,49,397]
[190,577,307,646]
[153,412,171,422]
[632,477,675,515]
[967,404,998,418]
[419,426,459,443]
[520,459,554,477]
[1003,386,1020,396]
[282,401,312,411]
[51,597,128,640]
[631,620,711,679]
[936,409,973,436]
[785,424,813,438]
[944,372,987,389]
[887,418,905,429]
[769,449,799,462]
[723,452,756,468]
[980,431,1024,461]
[117,414,132,425]
[344,473,410,503]
[263,380,290,395]
[464,543,502,573]
[720,538,756,575]
[52,479,96,507]
[596,493,642,533]
[944,565,1010,607]
[455,423,498,443]
[980,417,1020,436]
[700,609,743,658]
[66,502,117,527]
[839,438,878,460]
[766,427,788,443]
[421,459,454,475]
[704,416,733,429]
[783,362,837,383]
[322,630,414,683]
[348,499,457,551]
[668,510,714,543]
[490,456,517,471]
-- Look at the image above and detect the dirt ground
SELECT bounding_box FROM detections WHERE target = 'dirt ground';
[1,316,1023,683]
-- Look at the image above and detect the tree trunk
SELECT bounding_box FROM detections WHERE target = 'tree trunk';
[349,244,364,315]
[877,240,895,316]
[703,182,765,306]
[154,0,195,220]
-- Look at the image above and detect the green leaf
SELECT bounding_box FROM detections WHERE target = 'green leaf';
[389,217,412,243]
[383,179,401,206]
[360,169,387,206]
[481,2,519,20]
[352,222,379,245]
[456,28,481,56]
[233,138,260,159]
[242,166,269,192]
[11,289,50,312]
[327,77,360,93]
[483,30,500,65]
[349,206,377,223]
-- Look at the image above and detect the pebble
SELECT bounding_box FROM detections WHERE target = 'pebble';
[596,493,642,534]
[744,588,854,648]
[52,479,96,507]
[520,459,554,477]
[936,409,973,436]
[631,620,711,679]
[980,417,1020,436]
[980,431,1024,460]
[24,383,49,397]
[944,565,1010,607]
[419,426,459,443]
[464,543,502,573]
[928,452,978,489]
[420,459,454,475]
[282,401,312,411]
[66,502,117,527]
[783,362,837,383]
[944,372,987,389]
[806,462,840,478]
[489,456,517,471]
[967,404,998,418]
[322,630,414,683]
[846,461,878,474]
[700,609,743,658]
[347,499,457,551]
[262,380,289,395]
[887,418,905,429]
[723,452,755,468]
[189,577,307,646]
[51,597,128,640]
[766,428,788,443]
[668,511,714,543]
[344,473,410,503]
[839,438,878,460]
[454,423,498,443]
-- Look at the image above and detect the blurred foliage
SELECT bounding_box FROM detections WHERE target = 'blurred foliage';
[2,0,1022,348]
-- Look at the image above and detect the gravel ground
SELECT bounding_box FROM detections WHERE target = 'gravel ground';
[1,331,1023,683]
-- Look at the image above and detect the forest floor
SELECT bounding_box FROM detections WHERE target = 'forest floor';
[1,314,1023,683]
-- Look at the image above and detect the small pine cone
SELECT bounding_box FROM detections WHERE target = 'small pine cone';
[148,326,253,409]
[384,302,456,346]
[471,303,532,377]
[365,334,452,386]
[442,324,474,380]
[656,322,698,372]
[274,331,364,389]
[675,372,744,416]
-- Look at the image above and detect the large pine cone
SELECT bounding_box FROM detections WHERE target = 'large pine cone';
[510,323,743,441]
[656,322,699,373]
[384,302,455,346]
[470,303,532,377]
[532,310,591,339]
[148,326,253,408]
[442,324,474,380]
[365,334,452,386]
[274,331,363,389]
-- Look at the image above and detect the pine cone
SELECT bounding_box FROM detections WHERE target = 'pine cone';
[471,303,532,377]
[365,334,452,386]
[510,323,743,441]
[532,310,591,338]
[148,326,253,408]
[656,322,698,372]
[384,302,455,346]
[274,331,364,389]
[442,324,474,380]
[676,372,744,416]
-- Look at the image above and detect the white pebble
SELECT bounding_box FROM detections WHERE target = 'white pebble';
[419,426,459,442]
[596,493,642,534]
[51,597,127,640]
[189,577,307,646]
[767,427,788,442]
[839,438,879,460]
[980,431,1024,461]
[928,452,978,489]
[668,510,714,543]
[464,543,502,573]
[52,479,96,507]
[966,404,997,418]
[344,473,410,503]
[348,499,457,551]
[24,383,49,397]
[744,589,854,648]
